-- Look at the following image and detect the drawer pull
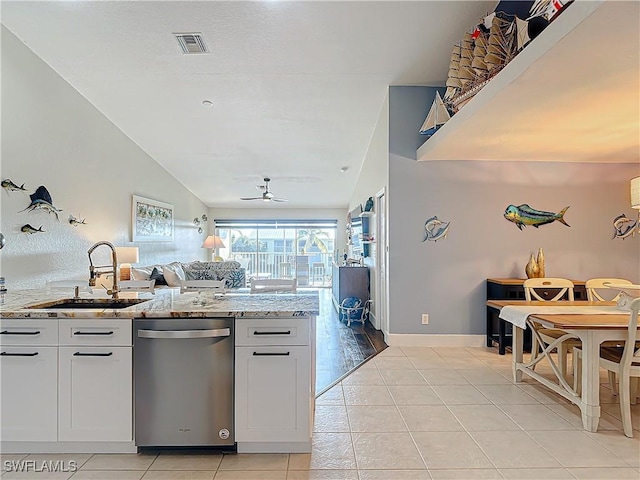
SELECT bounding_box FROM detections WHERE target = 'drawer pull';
[253,351,290,356]
[73,331,114,336]
[1,351,39,357]
[73,352,113,357]
[1,330,41,335]
[253,330,291,336]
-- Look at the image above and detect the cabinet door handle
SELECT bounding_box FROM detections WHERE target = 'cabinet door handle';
[253,351,290,356]
[73,352,113,357]
[73,331,114,336]
[253,330,291,336]
[0,351,39,357]
[1,330,41,335]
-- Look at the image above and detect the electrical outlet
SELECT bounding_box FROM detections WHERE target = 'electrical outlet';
[421,314,429,325]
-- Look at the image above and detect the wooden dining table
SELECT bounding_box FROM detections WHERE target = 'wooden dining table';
[486,299,633,433]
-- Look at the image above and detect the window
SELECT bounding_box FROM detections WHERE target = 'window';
[214,219,337,286]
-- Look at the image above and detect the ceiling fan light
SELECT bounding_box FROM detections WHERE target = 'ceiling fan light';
[263,197,271,202]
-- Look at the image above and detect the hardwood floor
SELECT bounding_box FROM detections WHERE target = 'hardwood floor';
[313,288,387,395]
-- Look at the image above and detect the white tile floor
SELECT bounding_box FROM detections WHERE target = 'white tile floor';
[2,346,639,479]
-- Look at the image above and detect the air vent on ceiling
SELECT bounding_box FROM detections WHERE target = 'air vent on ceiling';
[174,33,209,54]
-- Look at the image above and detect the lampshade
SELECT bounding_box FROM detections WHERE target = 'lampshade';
[202,235,226,249]
[115,246,139,264]
[631,176,640,209]
[115,246,139,281]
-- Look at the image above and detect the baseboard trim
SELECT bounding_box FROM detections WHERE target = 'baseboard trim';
[0,441,137,454]
[383,333,485,347]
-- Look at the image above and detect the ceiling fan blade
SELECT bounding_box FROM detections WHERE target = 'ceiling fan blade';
[240,197,262,201]
[272,198,289,202]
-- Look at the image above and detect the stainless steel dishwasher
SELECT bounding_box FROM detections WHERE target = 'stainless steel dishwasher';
[134,318,234,447]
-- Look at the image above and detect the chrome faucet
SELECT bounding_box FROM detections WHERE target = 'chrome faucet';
[88,241,119,299]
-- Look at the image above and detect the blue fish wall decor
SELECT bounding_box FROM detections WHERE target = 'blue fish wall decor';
[423,216,451,242]
[503,204,570,230]
[19,185,62,221]
[612,214,638,240]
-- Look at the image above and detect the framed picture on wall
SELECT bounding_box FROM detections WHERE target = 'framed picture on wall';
[132,195,174,242]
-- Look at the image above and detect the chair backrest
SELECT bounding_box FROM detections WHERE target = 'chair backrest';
[250,277,297,293]
[523,278,575,301]
[617,296,640,371]
[586,278,633,302]
[180,279,227,294]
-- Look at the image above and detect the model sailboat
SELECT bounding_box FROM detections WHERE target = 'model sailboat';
[419,91,450,136]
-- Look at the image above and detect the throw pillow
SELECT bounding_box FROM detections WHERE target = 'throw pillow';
[150,267,168,286]
[131,266,154,281]
[163,262,186,287]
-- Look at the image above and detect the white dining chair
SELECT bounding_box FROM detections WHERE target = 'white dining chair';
[524,278,576,381]
[573,296,640,437]
[250,278,297,293]
[586,278,633,302]
[584,278,634,393]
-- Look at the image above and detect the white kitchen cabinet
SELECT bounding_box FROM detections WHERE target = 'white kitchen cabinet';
[235,317,314,453]
[0,345,58,441]
[58,319,133,442]
[58,346,132,441]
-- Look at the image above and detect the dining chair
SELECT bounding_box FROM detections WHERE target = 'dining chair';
[584,278,634,393]
[250,277,297,293]
[523,278,576,381]
[573,296,640,437]
[586,278,633,302]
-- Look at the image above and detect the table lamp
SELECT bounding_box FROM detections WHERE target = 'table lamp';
[116,246,139,281]
[202,235,226,261]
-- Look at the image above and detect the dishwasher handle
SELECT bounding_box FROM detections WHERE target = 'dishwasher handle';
[137,328,231,339]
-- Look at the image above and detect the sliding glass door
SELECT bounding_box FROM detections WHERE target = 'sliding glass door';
[214,220,336,287]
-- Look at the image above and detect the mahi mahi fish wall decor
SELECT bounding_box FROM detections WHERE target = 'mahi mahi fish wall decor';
[503,204,570,230]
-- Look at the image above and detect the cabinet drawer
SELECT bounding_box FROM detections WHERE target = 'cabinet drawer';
[236,318,310,346]
[59,319,132,346]
[0,319,58,346]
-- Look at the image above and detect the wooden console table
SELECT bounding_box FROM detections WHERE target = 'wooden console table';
[486,278,587,355]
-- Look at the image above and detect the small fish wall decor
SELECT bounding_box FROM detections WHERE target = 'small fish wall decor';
[503,204,570,230]
[423,215,450,242]
[612,213,638,240]
[21,224,44,234]
[68,214,87,227]
[1,179,26,192]
[19,185,62,221]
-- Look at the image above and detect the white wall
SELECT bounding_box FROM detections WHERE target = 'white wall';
[347,92,390,325]
[387,86,640,336]
[0,27,208,289]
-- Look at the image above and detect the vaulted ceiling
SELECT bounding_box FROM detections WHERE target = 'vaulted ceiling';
[2,1,637,209]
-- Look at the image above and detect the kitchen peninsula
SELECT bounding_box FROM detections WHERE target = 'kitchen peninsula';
[0,288,319,455]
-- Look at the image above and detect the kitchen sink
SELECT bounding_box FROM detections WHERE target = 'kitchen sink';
[26,298,151,310]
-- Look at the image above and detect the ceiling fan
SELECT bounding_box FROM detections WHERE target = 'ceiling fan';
[240,177,288,203]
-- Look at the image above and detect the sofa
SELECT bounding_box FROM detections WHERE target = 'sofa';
[131,260,246,289]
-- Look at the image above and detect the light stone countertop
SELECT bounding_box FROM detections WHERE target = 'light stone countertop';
[0,287,319,319]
